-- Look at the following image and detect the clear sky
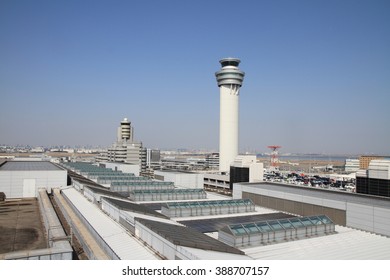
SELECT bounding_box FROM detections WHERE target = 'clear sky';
[0,0,389,154]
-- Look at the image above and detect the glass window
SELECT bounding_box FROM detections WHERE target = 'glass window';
[230,225,247,236]
[308,216,322,225]
[244,223,260,233]
[318,215,333,224]
[256,222,273,232]
[279,220,294,229]
[300,217,314,226]
[269,221,284,231]
[290,218,304,228]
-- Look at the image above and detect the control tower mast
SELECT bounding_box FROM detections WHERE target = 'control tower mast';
[215,58,245,172]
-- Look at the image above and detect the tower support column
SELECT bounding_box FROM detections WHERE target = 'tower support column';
[215,58,245,172]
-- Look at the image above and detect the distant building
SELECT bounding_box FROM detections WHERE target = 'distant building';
[31,147,45,153]
[359,155,385,169]
[205,153,219,169]
[105,142,142,165]
[140,148,161,177]
[356,159,390,198]
[204,155,264,194]
[229,155,263,189]
[154,170,204,189]
[141,148,161,170]
[345,158,360,172]
[203,172,230,194]
[96,118,143,174]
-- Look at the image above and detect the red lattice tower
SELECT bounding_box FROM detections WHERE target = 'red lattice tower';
[267,145,282,167]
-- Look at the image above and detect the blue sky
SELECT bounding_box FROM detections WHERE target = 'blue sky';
[0,0,389,154]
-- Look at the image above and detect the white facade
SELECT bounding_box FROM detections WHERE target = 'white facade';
[103,161,140,176]
[232,155,264,183]
[154,170,204,189]
[215,58,245,172]
[206,153,219,169]
[345,158,360,172]
[118,117,133,142]
[367,159,390,180]
[96,118,142,169]
[204,173,230,190]
[219,84,239,172]
[0,161,67,199]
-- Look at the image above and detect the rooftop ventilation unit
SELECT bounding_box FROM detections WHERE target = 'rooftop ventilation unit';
[219,215,335,248]
[162,198,255,218]
[130,188,207,202]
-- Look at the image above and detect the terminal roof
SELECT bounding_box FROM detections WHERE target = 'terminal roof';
[135,217,245,255]
[0,161,63,171]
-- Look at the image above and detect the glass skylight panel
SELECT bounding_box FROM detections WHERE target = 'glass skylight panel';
[308,216,322,225]
[243,223,260,233]
[220,215,335,247]
[279,219,294,229]
[256,222,273,232]
[230,225,247,236]
[300,217,314,226]
[318,215,333,224]
[268,220,284,231]
[290,218,304,228]
[167,202,178,208]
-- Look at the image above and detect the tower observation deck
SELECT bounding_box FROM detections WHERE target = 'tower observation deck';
[215,58,245,172]
[120,118,131,142]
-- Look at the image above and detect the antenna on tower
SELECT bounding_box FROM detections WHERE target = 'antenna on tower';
[267,145,282,171]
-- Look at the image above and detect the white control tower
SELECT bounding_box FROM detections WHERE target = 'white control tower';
[117,117,133,142]
[215,58,245,172]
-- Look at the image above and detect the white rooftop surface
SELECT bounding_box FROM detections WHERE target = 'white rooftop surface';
[61,188,159,260]
[205,232,219,239]
[121,211,181,226]
[179,246,251,260]
[205,191,233,200]
[243,225,390,260]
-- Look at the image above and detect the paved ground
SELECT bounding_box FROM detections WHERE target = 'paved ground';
[0,198,47,254]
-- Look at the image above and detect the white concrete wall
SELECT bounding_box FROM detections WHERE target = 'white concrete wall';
[154,171,204,189]
[347,203,390,236]
[0,170,66,198]
[104,162,140,176]
[135,221,177,260]
[249,162,264,182]
[101,198,121,222]
[368,159,390,180]
[83,187,96,203]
